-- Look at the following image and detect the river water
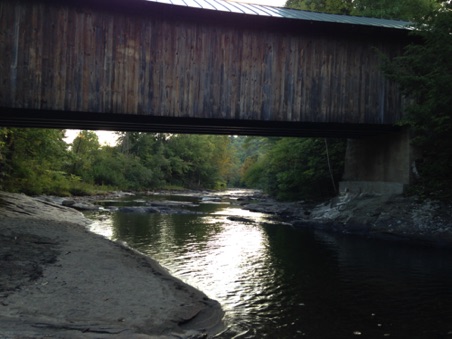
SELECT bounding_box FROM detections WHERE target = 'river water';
[88,190,452,338]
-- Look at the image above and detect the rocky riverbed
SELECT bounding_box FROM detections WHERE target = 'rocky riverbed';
[240,191,452,247]
[48,188,452,247]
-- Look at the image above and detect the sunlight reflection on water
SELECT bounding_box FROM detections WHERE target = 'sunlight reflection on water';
[88,217,114,239]
[192,217,270,306]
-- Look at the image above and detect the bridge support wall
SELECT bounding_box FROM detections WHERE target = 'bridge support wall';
[339,129,412,195]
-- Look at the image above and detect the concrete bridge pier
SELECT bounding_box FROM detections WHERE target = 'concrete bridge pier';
[339,129,413,195]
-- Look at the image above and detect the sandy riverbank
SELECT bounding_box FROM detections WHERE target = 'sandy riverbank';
[0,192,224,338]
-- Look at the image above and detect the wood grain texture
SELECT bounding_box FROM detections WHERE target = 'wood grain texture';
[0,0,406,124]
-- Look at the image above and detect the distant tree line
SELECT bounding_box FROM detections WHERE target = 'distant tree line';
[0,129,235,196]
[0,128,345,201]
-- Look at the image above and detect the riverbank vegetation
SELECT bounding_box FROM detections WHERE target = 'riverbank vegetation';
[0,129,234,195]
[0,129,345,201]
[237,137,346,201]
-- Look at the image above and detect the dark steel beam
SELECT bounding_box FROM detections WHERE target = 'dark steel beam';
[0,108,400,139]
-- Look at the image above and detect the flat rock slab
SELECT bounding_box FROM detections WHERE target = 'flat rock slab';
[0,192,224,338]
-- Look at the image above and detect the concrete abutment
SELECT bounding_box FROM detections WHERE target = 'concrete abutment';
[340,129,414,195]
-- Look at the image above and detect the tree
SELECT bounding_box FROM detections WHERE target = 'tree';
[69,130,100,182]
[350,0,440,20]
[285,0,353,15]
[165,135,233,189]
[383,3,452,199]
[227,136,258,187]
[285,0,439,20]
[0,128,70,194]
[241,137,346,201]
[240,137,274,189]
[114,132,235,190]
[115,132,169,189]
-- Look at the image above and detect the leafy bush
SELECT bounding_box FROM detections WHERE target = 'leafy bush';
[242,138,346,201]
[383,4,452,200]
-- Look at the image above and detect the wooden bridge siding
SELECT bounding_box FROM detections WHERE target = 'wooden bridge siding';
[0,1,404,125]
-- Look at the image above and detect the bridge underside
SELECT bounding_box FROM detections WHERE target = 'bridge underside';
[0,108,400,138]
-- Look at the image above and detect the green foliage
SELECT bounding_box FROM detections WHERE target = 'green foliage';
[383,3,452,200]
[228,136,262,187]
[115,132,169,188]
[69,130,100,183]
[107,132,234,190]
[242,137,346,201]
[350,0,439,20]
[285,0,353,15]
[0,128,72,195]
[0,128,344,200]
[165,134,232,189]
[285,0,439,20]
[1,129,237,195]
[91,148,158,190]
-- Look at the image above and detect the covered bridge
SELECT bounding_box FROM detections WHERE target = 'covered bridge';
[0,0,414,193]
[0,0,411,136]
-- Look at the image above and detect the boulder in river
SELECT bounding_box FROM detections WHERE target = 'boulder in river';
[227,216,254,223]
[118,206,159,213]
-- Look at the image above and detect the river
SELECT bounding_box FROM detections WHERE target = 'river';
[87,190,452,338]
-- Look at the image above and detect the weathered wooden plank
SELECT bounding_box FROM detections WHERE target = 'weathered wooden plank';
[231,29,242,120]
[0,3,8,106]
[85,11,97,112]
[174,22,184,117]
[95,13,107,113]
[17,4,28,109]
[211,27,221,118]
[81,10,91,111]
[185,24,196,118]
[30,4,43,110]
[64,8,75,111]
[137,19,148,114]
[103,15,114,113]
[304,38,314,121]
[9,3,21,107]
[53,7,66,110]
[197,25,208,117]
[128,17,140,114]
[149,19,159,116]
[218,30,229,119]
[111,14,123,113]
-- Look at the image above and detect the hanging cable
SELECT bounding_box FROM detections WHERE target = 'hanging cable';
[324,138,337,194]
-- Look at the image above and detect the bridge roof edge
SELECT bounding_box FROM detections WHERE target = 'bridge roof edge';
[150,0,412,30]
